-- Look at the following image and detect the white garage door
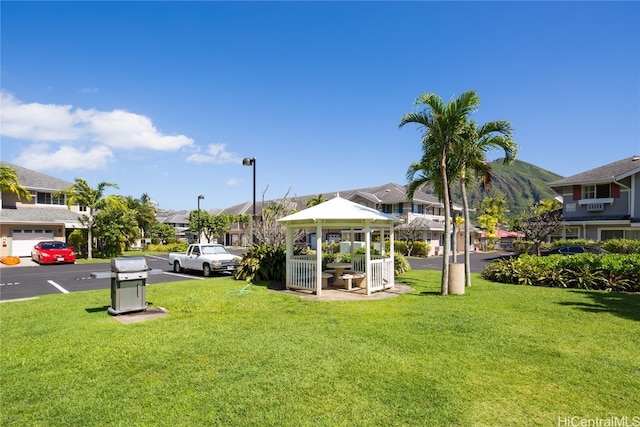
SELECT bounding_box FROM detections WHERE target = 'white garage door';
[12,229,54,257]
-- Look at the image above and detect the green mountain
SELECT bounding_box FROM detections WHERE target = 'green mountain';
[431,159,564,220]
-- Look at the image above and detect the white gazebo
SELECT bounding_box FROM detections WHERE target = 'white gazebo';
[277,196,401,296]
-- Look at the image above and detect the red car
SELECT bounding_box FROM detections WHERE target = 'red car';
[31,241,76,265]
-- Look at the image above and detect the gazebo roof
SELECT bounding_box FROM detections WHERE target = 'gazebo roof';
[278,196,401,225]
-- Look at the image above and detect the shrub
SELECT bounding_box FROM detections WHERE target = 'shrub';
[385,241,430,257]
[394,252,410,276]
[68,229,87,259]
[482,253,640,292]
[600,238,640,254]
[146,242,189,253]
[235,244,308,283]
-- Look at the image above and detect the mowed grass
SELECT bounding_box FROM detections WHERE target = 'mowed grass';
[1,271,638,426]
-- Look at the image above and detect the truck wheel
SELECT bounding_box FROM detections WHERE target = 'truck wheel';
[203,263,211,277]
[173,260,183,273]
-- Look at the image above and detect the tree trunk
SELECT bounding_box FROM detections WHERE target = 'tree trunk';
[449,185,457,264]
[440,150,450,296]
[87,216,93,260]
[461,176,472,287]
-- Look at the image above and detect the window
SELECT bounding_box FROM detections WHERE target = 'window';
[626,230,640,241]
[582,184,610,199]
[601,230,624,240]
[36,192,65,205]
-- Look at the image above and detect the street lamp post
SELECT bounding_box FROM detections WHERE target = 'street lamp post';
[242,157,256,245]
[197,195,204,243]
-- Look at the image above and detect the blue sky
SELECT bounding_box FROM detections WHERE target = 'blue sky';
[1,1,638,211]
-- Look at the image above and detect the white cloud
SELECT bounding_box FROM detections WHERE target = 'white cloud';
[0,91,84,141]
[77,109,194,151]
[0,91,194,151]
[226,178,242,186]
[186,143,241,164]
[13,144,114,171]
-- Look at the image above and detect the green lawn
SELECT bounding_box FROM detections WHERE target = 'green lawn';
[1,271,638,426]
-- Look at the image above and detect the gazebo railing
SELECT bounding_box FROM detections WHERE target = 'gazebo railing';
[370,257,394,292]
[286,254,394,293]
[287,255,317,291]
[353,255,394,292]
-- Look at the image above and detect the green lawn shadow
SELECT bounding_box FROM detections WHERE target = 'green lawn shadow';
[559,290,640,322]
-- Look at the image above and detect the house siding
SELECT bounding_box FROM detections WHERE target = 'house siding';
[549,156,640,241]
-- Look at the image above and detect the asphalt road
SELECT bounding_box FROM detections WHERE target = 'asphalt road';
[0,254,237,302]
[0,250,513,302]
[406,251,514,273]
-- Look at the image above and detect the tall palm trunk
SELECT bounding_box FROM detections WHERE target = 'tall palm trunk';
[440,150,450,295]
[449,185,457,264]
[87,212,94,260]
[460,172,472,287]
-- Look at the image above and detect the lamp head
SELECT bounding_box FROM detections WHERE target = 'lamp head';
[242,157,255,166]
[198,195,204,200]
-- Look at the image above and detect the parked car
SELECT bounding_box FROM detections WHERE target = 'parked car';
[168,243,241,276]
[541,245,610,256]
[31,241,76,264]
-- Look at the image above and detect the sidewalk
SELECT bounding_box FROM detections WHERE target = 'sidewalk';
[0,257,38,268]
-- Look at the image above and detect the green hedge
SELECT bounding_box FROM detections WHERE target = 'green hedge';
[145,242,189,253]
[481,253,640,292]
[387,241,430,257]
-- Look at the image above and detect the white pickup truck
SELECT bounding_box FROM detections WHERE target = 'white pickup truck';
[168,244,241,277]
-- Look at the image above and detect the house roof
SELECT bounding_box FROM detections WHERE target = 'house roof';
[0,206,84,226]
[222,182,451,216]
[278,196,401,224]
[549,155,640,187]
[0,161,73,191]
[395,217,445,231]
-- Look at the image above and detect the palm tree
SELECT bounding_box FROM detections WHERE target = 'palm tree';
[306,194,327,208]
[125,194,157,243]
[400,91,480,295]
[55,179,121,259]
[0,165,32,202]
[455,120,517,287]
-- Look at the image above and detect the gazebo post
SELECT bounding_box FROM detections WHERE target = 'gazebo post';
[285,225,293,290]
[315,223,323,296]
[365,223,371,295]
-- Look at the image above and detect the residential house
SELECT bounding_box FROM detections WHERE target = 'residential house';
[155,210,194,243]
[548,155,640,241]
[221,182,475,256]
[1,161,480,257]
[0,161,83,257]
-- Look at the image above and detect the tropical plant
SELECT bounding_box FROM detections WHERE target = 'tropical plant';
[394,251,411,275]
[306,194,327,208]
[477,194,509,248]
[0,164,32,201]
[400,91,480,295]
[67,229,87,259]
[124,194,157,242]
[149,222,176,245]
[454,119,517,287]
[235,244,307,283]
[481,253,640,292]
[93,201,140,257]
[54,179,121,259]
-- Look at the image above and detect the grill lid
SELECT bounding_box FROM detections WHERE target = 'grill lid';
[110,257,148,273]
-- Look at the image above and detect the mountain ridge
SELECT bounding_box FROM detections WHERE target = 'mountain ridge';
[428,158,564,219]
